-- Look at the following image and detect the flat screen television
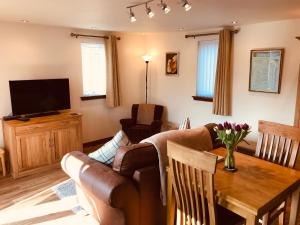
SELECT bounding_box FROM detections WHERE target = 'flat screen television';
[9,79,71,116]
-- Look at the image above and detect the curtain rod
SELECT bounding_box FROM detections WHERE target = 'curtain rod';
[70,33,121,40]
[185,29,239,39]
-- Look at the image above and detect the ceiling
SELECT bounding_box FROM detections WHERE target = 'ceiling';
[0,0,300,32]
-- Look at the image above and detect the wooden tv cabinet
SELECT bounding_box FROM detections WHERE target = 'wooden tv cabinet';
[3,111,83,178]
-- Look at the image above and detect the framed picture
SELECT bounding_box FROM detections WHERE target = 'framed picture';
[166,52,179,75]
[249,48,284,93]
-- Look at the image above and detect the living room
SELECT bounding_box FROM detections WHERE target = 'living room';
[0,1,300,225]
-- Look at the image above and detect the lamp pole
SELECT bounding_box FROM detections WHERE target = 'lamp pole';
[142,55,152,104]
[145,60,149,104]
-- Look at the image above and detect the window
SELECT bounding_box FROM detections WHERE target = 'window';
[80,43,106,99]
[194,39,219,101]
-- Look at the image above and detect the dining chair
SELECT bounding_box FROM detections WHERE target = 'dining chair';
[255,120,300,225]
[167,141,245,225]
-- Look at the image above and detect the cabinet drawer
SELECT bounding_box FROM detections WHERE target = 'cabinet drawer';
[15,119,80,135]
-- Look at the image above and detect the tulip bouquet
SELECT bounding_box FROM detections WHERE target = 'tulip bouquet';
[214,122,251,171]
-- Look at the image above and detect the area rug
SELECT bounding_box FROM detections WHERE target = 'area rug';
[51,179,87,215]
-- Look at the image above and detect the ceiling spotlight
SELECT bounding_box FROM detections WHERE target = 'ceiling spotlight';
[146,3,155,18]
[161,0,171,14]
[232,21,238,25]
[182,0,192,11]
[129,8,136,22]
[21,19,29,23]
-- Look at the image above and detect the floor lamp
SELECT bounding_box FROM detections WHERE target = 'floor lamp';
[142,55,152,104]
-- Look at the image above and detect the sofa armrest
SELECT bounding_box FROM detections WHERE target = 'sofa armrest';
[120,118,135,129]
[61,151,138,208]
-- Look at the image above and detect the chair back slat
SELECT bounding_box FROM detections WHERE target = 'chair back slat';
[262,133,269,159]
[167,141,218,225]
[255,121,300,168]
[206,174,217,225]
[272,136,280,163]
[255,132,264,157]
[198,170,207,225]
[173,160,186,224]
[277,137,286,164]
[282,139,292,166]
[179,163,191,225]
[267,134,275,161]
[185,165,195,225]
[289,141,300,168]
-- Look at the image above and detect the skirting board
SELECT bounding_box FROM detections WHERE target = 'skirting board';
[83,137,113,148]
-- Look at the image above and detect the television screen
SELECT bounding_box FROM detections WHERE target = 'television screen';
[9,79,71,116]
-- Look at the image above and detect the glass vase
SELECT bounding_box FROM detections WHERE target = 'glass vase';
[224,146,237,172]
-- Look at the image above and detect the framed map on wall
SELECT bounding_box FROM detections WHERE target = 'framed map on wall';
[249,48,284,94]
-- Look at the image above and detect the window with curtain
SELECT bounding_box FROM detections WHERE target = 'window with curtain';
[80,43,106,98]
[194,39,219,101]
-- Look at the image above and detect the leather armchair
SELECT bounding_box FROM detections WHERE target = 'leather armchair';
[120,104,164,143]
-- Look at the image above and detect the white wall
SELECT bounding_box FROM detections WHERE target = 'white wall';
[0,21,147,147]
[144,19,300,140]
[0,19,299,147]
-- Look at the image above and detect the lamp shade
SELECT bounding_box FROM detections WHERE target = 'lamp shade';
[142,55,152,62]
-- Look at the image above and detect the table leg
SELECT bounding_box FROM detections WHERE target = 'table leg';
[246,214,259,225]
[289,186,300,225]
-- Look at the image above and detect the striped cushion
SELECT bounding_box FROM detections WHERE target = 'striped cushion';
[89,130,131,165]
[179,117,191,130]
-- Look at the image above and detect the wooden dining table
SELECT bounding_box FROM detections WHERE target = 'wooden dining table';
[211,147,300,225]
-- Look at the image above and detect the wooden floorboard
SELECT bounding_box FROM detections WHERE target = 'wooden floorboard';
[0,168,98,225]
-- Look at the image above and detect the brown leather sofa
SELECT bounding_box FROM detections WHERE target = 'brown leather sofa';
[61,123,219,225]
[61,143,163,225]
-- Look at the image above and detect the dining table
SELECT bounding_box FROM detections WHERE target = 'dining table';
[167,147,300,225]
[211,147,300,225]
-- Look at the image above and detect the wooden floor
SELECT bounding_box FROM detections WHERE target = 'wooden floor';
[0,168,98,225]
[0,145,103,225]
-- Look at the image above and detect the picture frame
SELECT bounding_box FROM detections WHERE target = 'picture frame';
[166,52,179,75]
[249,48,284,94]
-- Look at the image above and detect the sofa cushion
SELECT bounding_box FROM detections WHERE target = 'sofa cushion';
[112,143,159,177]
[89,130,131,165]
[136,104,155,125]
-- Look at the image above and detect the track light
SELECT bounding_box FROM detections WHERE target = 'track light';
[129,8,136,22]
[182,0,192,11]
[146,3,155,18]
[161,0,171,14]
[127,0,191,23]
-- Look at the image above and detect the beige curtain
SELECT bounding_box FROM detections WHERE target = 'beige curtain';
[105,35,120,107]
[213,29,233,116]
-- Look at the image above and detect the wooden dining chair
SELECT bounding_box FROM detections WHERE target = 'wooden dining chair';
[255,120,300,225]
[167,141,245,225]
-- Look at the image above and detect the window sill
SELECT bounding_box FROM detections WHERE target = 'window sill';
[192,96,213,102]
[81,95,106,101]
